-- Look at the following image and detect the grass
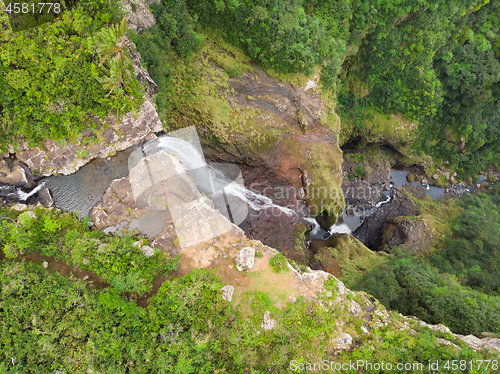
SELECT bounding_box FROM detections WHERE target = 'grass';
[317,235,389,288]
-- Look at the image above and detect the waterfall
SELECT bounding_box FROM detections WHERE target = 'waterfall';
[146,135,297,216]
[17,182,45,201]
[329,221,352,235]
[211,168,295,215]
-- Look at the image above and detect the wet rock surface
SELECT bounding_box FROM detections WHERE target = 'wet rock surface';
[381,217,436,253]
[203,66,345,255]
[38,187,53,208]
[353,187,417,250]
[341,149,391,210]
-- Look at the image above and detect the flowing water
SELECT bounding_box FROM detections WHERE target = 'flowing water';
[6,135,494,244]
[44,147,136,217]
[390,169,488,199]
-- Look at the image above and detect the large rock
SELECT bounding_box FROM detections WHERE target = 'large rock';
[333,332,353,350]
[236,247,255,271]
[140,245,155,257]
[221,285,235,302]
[38,187,53,208]
[261,311,276,330]
[90,203,115,230]
[353,187,417,249]
[0,159,31,186]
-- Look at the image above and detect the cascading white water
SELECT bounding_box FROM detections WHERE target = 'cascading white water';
[148,135,297,216]
[303,217,321,237]
[211,168,296,215]
[329,221,353,235]
[17,182,45,201]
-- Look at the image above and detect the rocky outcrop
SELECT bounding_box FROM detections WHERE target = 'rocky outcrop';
[353,187,417,249]
[236,247,255,271]
[405,317,500,357]
[89,151,244,259]
[200,57,345,255]
[125,37,159,96]
[0,159,32,187]
[381,217,436,253]
[16,100,162,177]
[122,0,157,32]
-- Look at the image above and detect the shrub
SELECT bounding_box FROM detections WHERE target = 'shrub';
[269,253,289,273]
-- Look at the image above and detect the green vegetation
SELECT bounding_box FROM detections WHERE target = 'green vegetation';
[337,0,500,178]
[1,258,497,372]
[354,191,500,336]
[0,0,143,151]
[429,193,500,296]
[356,249,500,336]
[268,252,289,273]
[0,208,178,295]
[0,207,498,370]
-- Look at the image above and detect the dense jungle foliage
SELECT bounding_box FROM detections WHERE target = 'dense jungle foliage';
[0,209,498,372]
[3,0,499,178]
[130,0,500,178]
[0,0,143,150]
[0,208,178,295]
[356,191,500,336]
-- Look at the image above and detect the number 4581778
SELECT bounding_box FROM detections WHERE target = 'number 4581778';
[4,2,62,14]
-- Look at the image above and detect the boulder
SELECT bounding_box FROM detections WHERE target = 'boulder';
[90,204,115,230]
[333,332,353,350]
[221,285,235,302]
[38,187,53,208]
[236,247,256,271]
[261,311,276,330]
[140,245,155,257]
[11,203,28,211]
[0,160,31,186]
